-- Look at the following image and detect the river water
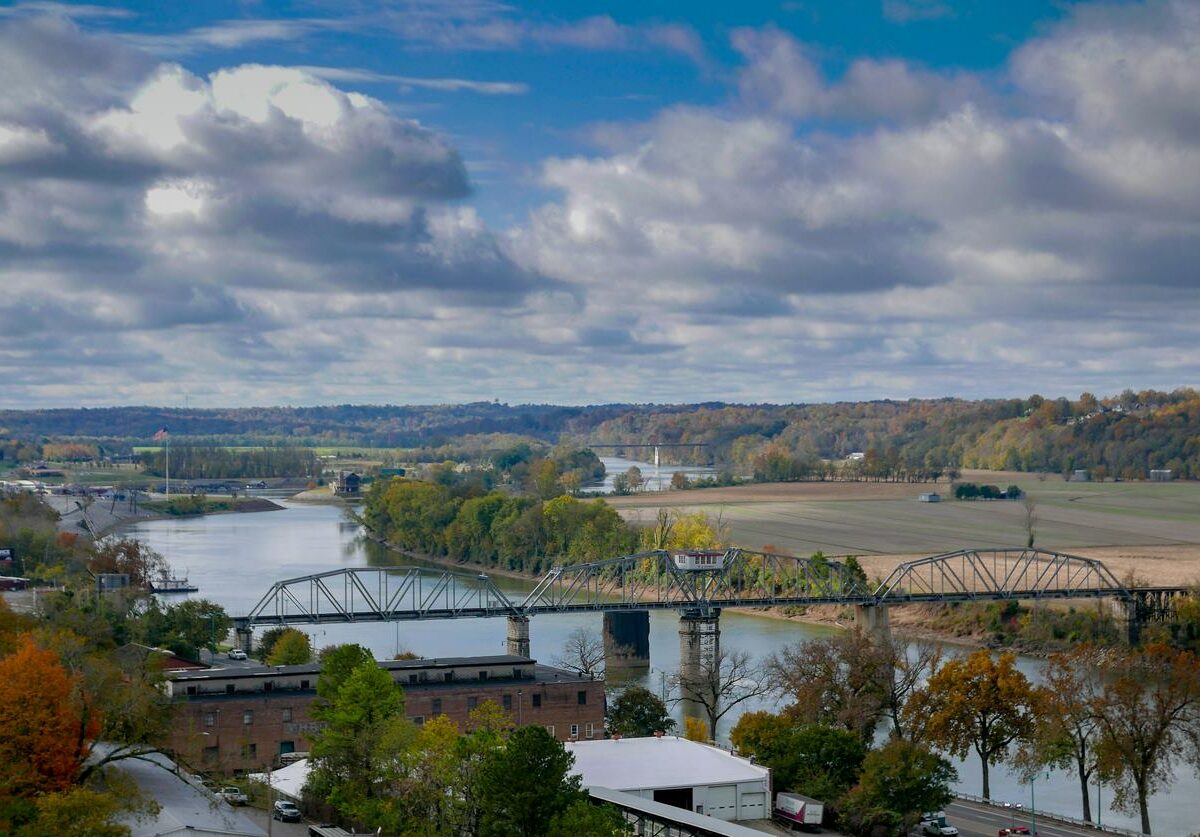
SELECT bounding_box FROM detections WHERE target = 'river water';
[582,455,717,493]
[126,499,1198,835]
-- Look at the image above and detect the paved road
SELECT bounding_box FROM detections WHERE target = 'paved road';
[943,800,1122,837]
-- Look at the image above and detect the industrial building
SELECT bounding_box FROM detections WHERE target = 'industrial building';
[166,654,605,772]
[565,736,771,822]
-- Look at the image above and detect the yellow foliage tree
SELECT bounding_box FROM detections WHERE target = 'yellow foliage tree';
[684,716,709,742]
[640,509,725,551]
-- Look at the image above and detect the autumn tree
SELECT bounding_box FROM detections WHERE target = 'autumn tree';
[905,650,1036,799]
[266,629,313,666]
[0,636,98,802]
[1092,643,1200,835]
[606,686,675,737]
[1022,647,1102,823]
[768,628,891,743]
[674,646,769,740]
[87,538,166,589]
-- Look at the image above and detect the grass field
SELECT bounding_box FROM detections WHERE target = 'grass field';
[609,471,1200,585]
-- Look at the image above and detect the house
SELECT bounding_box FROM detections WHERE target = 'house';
[918,492,941,503]
[1150,469,1174,481]
[564,736,771,822]
[332,471,361,495]
[165,654,606,772]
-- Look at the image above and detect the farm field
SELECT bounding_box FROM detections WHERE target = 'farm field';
[609,472,1200,584]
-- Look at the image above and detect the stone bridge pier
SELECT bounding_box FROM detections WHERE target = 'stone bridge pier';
[506,615,531,657]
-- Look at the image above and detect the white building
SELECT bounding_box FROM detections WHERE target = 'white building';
[565,736,770,822]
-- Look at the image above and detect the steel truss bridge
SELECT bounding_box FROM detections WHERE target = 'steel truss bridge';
[233,547,1186,630]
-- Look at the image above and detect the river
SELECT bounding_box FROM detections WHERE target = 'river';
[582,455,717,493]
[125,499,1199,835]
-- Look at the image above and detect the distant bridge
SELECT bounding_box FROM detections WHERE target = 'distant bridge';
[233,548,1184,638]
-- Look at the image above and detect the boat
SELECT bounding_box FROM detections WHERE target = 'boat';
[151,570,199,594]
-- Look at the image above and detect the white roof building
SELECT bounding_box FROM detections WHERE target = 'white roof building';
[106,749,266,837]
[565,736,770,822]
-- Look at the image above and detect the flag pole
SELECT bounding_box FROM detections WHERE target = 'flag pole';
[165,433,170,498]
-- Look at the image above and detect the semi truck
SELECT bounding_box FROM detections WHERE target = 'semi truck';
[774,792,824,830]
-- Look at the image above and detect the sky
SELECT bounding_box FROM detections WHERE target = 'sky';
[0,0,1197,408]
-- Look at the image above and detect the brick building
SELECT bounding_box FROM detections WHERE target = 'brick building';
[165,655,606,772]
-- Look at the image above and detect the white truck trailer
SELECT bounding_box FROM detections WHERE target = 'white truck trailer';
[774,792,824,830]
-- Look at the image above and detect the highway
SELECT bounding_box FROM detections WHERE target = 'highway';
[943,800,1126,837]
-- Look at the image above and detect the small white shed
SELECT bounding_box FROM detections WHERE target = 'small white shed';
[565,736,771,822]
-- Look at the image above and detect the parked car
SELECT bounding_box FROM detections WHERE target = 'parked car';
[218,786,248,805]
[227,648,247,660]
[273,800,303,822]
[998,828,1033,836]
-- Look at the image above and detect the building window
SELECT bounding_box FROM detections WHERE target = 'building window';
[431,698,442,715]
[502,694,513,711]
[204,712,215,727]
[513,667,522,679]
[570,724,579,739]
[203,746,219,763]
[264,681,273,692]
[242,743,257,759]
[243,710,253,726]
[532,694,542,708]
[300,679,310,689]
[478,671,488,681]
[444,671,454,682]
[545,725,555,737]
[409,674,418,684]
[280,741,295,755]
[577,690,587,705]
[281,708,292,723]
[467,697,478,710]
[225,684,235,695]
[586,723,594,738]
[187,685,197,696]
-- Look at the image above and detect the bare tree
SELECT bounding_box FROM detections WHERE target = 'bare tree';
[673,647,769,740]
[1023,495,1038,548]
[554,626,605,678]
[882,633,943,741]
[767,628,892,743]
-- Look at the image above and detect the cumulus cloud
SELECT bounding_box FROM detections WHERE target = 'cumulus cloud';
[0,16,569,404]
[512,2,1200,401]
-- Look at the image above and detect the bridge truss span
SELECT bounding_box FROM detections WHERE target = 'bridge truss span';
[243,566,520,627]
[519,548,873,614]
[874,548,1130,603]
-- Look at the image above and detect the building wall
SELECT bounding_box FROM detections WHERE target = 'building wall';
[168,678,606,773]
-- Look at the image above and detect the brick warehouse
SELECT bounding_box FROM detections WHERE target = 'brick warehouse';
[165,655,606,772]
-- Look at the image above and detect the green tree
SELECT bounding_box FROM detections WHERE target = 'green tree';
[606,686,676,737]
[307,660,407,821]
[848,739,956,831]
[266,629,313,666]
[730,714,866,800]
[314,644,375,718]
[256,627,291,660]
[905,650,1036,800]
[476,725,583,837]
[547,799,628,836]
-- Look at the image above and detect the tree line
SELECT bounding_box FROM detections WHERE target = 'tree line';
[138,445,319,479]
[723,628,1200,835]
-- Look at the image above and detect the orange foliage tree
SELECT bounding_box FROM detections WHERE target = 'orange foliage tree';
[0,635,99,798]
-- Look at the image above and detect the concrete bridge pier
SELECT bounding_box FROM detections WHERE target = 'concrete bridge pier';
[678,610,720,734]
[235,626,254,654]
[855,603,891,643]
[507,615,531,658]
[604,610,650,670]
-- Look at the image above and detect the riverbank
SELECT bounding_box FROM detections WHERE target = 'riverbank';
[43,493,285,538]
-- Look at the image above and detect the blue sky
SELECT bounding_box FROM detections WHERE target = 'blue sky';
[0,0,1196,407]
